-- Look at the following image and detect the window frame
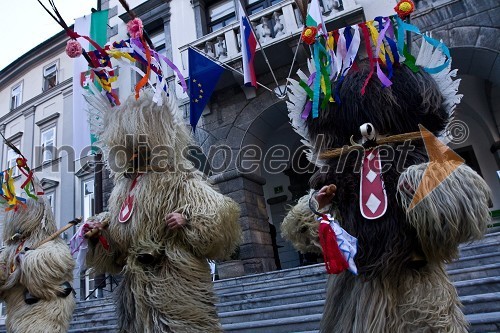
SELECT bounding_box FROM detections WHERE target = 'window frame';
[45,190,56,213]
[40,126,57,164]
[205,0,284,32]
[206,0,237,33]
[6,143,21,177]
[82,178,95,222]
[246,0,282,15]
[43,61,59,91]
[10,82,23,110]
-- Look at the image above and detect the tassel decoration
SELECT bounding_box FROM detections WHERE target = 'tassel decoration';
[318,214,349,274]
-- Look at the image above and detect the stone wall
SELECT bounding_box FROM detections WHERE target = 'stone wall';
[413,0,500,51]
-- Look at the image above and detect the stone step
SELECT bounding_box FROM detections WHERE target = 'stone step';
[455,276,500,296]
[75,296,114,308]
[219,300,325,325]
[74,299,114,311]
[68,325,117,333]
[449,262,500,282]
[223,313,322,333]
[72,306,116,321]
[461,292,500,315]
[467,311,500,333]
[217,288,326,313]
[214,264,325,290]
[447,252,500,270]
[215,270,326,296]
[459,239,500,258]
[70,315,118,332]
[217,279,327,304]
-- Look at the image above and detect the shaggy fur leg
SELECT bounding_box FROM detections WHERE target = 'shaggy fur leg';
[320,263,467,333]
[115,255,222,333]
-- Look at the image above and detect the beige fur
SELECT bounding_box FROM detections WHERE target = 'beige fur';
[281,192,322,255]
[86,90,241,333]
[321,262,467,332]
[0,198,75,333]
[398,162,491,262]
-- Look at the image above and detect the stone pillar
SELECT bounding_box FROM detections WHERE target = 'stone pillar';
[163,4,174,78]
[191,0,208,38]
[0,124,5,168]
[22,106,36,165]
[211,170,277,274]
[60,88,76,229]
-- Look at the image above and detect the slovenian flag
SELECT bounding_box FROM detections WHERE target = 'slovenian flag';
[306,0,327,36]
[238,1,257,88]
[72,10,108,159]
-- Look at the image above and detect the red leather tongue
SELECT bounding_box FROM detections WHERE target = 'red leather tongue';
[119,175,141,223]
[359,148,388,220]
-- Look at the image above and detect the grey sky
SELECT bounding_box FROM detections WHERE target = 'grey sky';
[0,0,97,70]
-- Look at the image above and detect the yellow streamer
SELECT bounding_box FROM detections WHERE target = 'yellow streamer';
[366,21,387,65]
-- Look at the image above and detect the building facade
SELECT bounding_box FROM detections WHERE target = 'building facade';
[109,0,499,275]
[0,0,498,311]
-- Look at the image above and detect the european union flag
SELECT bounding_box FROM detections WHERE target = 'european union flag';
[188,48,225,130]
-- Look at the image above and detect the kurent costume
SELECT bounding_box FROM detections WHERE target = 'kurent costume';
[282,3,492,332]
[33,2,243,329]
[81,91,241,333]
[0,197,75,333]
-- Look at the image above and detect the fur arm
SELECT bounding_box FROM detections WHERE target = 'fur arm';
[398,162,491,262]
[173,178,241,260]
[20,240,74,300]
[281,193,322,254]
[85,212,125,275]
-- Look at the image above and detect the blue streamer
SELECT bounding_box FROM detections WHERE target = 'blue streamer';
[395,16,450,74]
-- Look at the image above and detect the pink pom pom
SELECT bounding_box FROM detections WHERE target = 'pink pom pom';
[127,18,144,39]
[66,40,83,58]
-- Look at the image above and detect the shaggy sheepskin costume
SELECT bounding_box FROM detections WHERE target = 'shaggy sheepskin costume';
[0,198,75,333]
[282,53,492,331]
[84,90,241,333]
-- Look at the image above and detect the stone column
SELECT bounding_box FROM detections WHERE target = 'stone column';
[0,124,5,169]
[22,106,36,165]
[191,0,208,38]
[211,170,277,274]
[61,88,76,229]
[163,4,174,78]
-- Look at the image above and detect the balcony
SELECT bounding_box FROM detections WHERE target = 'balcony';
[179,0,364,87]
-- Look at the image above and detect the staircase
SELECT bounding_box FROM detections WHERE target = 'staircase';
[0,229,498,333]
[448,228,500,333]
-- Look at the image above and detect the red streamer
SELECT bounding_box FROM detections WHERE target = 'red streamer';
[318,215,349,274]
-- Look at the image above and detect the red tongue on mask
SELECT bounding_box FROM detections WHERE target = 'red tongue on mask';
[359,148,387,219]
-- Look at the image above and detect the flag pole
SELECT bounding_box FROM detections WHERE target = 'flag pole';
[188,46,274,93]
[284,28,305,95]
[237,0,284,97]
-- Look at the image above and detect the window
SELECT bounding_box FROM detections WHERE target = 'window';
[41,127,56,163]
[6,146,20,177]
[10,83,22,110]
[150,30,167,56]
[207,0,236,32]
[43,63,58,91]
[0,301,5,319]
[45,191,55,213]
[83,179,95,221]
[206,1,283,32]
[246,0,282,15]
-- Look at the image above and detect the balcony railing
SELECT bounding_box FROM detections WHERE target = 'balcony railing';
[179,0,362,72]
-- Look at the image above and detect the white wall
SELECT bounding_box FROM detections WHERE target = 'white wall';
[451,75,500,210]
[355,0,398,21]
